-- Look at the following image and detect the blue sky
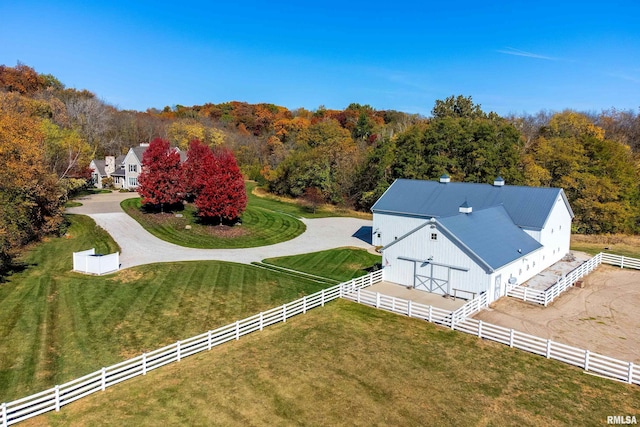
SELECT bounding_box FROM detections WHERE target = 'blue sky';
[1,1,639,116]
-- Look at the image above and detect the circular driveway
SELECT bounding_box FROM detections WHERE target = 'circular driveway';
[67,192,374,269]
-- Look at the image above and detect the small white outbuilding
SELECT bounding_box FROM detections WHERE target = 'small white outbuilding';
[372,177,574,303]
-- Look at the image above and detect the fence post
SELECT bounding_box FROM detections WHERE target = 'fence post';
[584,350,590,371]
[54,385,60,411]
[546,340,551,359]
[428,305,432,323]
[524,287,528,302]
[259,313,264,331]
[303,296,307,314]
[376,292,380,308]
[357,289,361,304]
[509,329,514,348]
[339,283,343,298]
[478,320,483,338]
[101,367,106,391]
[407,300,412,317]
[391,297,396,312]
[628,362,634,384]
[282,305,287,323]
[321,289,325,307]
[369,273,373,287]
[177,341,181,362]
[208,330,212,350]
[621,256,624,269]
[2,402,6,427]
[235,321,240,339]
[142,353,147,375]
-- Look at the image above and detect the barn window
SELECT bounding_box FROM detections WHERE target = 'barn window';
[559,225,562,230]
[533,261,536,267]
[551,228,554,234]
[430,233,438,241]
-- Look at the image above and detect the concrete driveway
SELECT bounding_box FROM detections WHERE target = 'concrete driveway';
[67,192,375,269]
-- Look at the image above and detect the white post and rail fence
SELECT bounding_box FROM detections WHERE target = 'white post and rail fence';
[342,287,639,386]
[0,271,382,426]
[506,252,640,306]
[3,253,639,425]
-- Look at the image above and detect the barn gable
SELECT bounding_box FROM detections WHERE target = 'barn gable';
[384,206,542,274]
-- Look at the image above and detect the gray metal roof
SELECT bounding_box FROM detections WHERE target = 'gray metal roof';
[372,179,573,230]
[90,159,106,176]
[438,206,542,271]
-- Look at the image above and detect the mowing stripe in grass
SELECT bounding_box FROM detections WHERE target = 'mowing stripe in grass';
[251,262,338,285]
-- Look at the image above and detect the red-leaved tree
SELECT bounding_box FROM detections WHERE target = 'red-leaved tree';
[138,138,184,209]
[195,149,247,222]
[183,139,214,199]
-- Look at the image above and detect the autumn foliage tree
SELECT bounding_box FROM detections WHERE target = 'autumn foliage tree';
[138,138,184,210]
[182,139,214,199]
[194,149,247,222]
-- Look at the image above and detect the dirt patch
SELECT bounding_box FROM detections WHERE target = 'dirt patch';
[474,265,640,363]
[112,269,143,283]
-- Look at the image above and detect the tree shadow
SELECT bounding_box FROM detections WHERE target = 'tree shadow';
[194,216,242,227]
[0,261,36,283]
[140,202,185,214]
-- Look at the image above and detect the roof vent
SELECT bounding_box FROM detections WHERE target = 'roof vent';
[439,174,450,184]
[459,200,472,214]
[493,176,505,187]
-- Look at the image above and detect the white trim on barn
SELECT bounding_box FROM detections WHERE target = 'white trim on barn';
[372,178,574,303]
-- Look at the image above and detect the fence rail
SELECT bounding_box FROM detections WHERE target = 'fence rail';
[0,270,383,426]
[342,287,639,386]
[507,253,640,306]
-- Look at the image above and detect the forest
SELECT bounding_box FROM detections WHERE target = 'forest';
[1,63,639,271]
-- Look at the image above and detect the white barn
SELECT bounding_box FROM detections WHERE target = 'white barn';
[372,176,574,303]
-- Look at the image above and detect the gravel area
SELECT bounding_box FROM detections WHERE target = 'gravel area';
[475,265,640,363]
[66,192,374,269]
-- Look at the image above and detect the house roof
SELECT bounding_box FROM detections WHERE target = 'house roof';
[372,179,573,230]
[384,206,543,272]
[131,145,148,163]
[90,159,106,176]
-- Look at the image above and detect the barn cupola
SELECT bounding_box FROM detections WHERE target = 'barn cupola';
[493,176,505,187]
[459,200,472,214]
[439,174,450,184]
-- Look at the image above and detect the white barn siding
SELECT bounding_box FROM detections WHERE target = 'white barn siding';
[372,213,426,247]
[537,196,573,269]
[491,247,544,300]
[383,224,490,298]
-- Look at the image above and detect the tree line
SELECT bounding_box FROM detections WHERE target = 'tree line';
[1,63,639,271]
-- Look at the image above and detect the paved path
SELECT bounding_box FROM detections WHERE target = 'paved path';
[67,192,374,269]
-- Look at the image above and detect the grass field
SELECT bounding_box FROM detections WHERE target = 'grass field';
[0,216,379,403]
[264,248,381,282]
[26,300,640,427]
[571,234,640,258]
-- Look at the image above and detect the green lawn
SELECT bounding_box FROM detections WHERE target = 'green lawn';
[0,215,379,403]
[264,248,381,282]
[120,182,316,249]
[29,300,640,427]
